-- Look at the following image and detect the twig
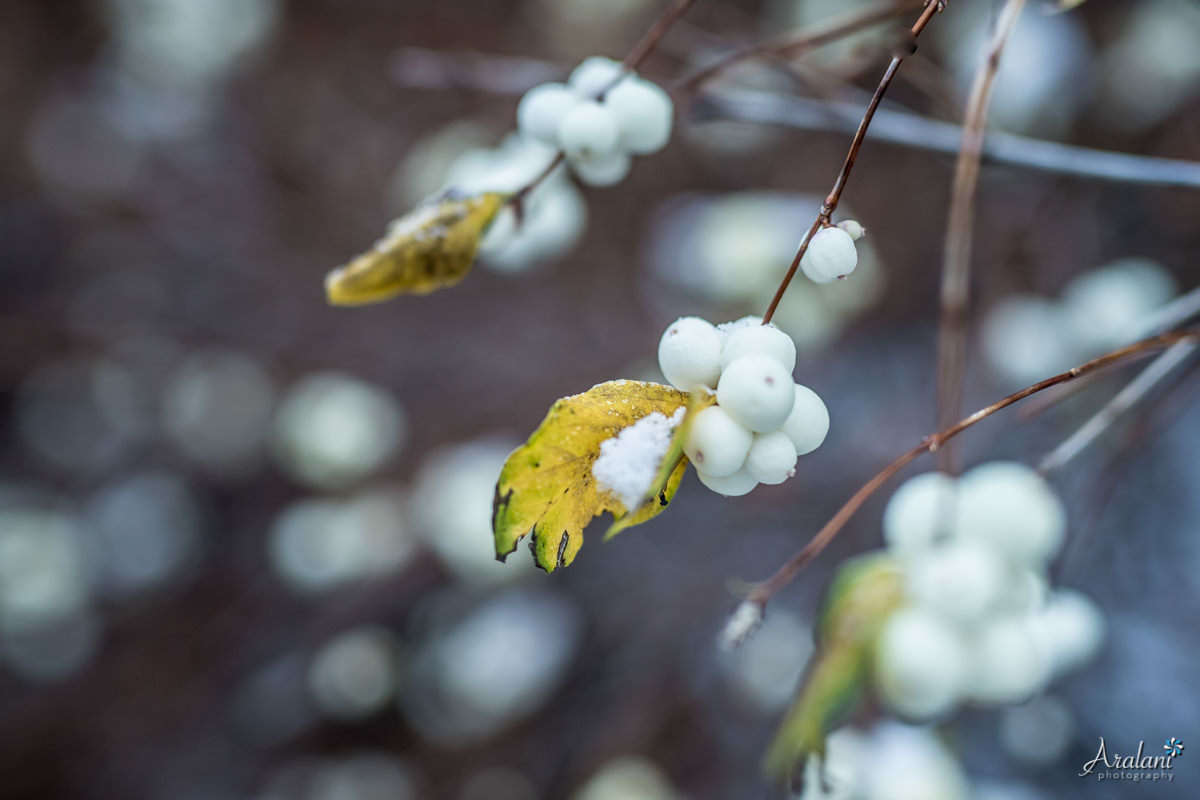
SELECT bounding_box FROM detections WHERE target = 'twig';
[387,51,1200,190]
[740,328,1199,611]
[1037,340,1198,475]
[624,0,701,73]
[698,89,1200,189]
[935,0,1027,473]
[672,0,924,97]
[760,0,945,325]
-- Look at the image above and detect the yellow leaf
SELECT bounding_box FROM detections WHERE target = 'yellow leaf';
[492,380,709,573]
[325,191,507,305]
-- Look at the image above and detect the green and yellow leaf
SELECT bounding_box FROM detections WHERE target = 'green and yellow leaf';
[493,380,710,573]
[325,191,507,305]
[765,553,906,786]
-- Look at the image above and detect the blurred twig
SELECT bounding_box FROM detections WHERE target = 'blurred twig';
[737,328,1200,617]
[1038,340,1198,475]
[672,0,925,96]
[936,0,1027,474]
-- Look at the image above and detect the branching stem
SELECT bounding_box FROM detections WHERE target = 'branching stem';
[761,0,944,325]
[742,328,1200,609]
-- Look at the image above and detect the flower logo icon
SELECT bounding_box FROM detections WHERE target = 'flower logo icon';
[1164,737,1184,757]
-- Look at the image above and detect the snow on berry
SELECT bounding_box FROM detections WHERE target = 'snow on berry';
[592,407,686,511]
[801,226,859,284]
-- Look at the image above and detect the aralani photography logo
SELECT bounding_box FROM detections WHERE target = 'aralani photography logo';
[1079,737,1185,783]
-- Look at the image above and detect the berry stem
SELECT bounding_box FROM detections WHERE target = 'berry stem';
[935,0,1027,474]
[740,328,1200,612]
[760,0,945,325]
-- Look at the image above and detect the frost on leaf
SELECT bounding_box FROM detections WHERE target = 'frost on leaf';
[492,380,709,573]
[325,190,507,305]
[765,554,905,787]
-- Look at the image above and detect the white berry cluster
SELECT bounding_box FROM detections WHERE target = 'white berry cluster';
[657,316,829,496]
[982,257,1178,386]
[799,221,866,284]
[517,56,673,187]
[873,463,1104,721]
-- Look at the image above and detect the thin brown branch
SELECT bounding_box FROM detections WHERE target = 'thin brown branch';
[742,328,1199,609]
[624,0,701,73]
[761,0,944,325]
[672,0,924,96]
[934,0,1027,473]
[1037,340,1198,475]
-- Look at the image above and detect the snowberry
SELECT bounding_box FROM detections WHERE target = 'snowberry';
[720,323,796,373]
[517,83,580,146]
[882,472,958,554]
[800,226,858,284]
[569,151,632,187]
[605,77,673,155]
[778,384,829,456]
[744,431,797,485]
[658,316,722,391]
[715,315,762,348]
[964,616,1051,705]
[906,540,1008,626]
[717,354,795,433]
[837,219,866,241]
[1028,590,1104,676]
[557,101,621,162]
[955,461,1065,567]
[874,607,968,720]
[568,56,625,98]
[695,466,758,497]
[683,405,753,477]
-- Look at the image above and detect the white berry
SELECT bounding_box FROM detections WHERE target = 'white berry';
[955,461,1065,566]
[569,151,631,187]
[517,82,579,146]
[874,607,968,721]
[683,405,752,477]
[657,316,722,391]
[778,384,829,456]
[837,219,866,241]
[568,56,625,98]
[744,431,797,485]
[801,226,858,284]
[605,77,673,155]
[906,540,1008,626]
[1028,590,1104,676]
[965,616,1051,704]
[695,466,758,497]
[720,323,796,373]
[716,354,795,433]
[557,101,621,162]
[882,472,958,554]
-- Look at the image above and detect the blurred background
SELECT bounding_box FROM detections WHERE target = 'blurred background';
[1,0,1198,798]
